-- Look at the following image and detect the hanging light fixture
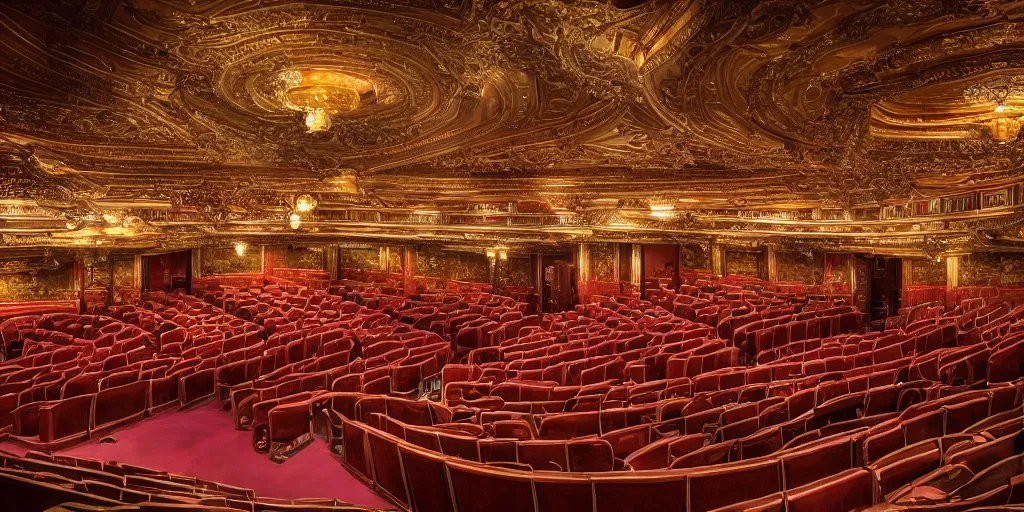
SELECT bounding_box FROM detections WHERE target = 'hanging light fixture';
[234,242,247,256]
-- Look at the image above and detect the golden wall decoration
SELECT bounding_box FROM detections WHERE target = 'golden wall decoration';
[202,247,261,276]
[960,253,1024,287]
[387,247,404,274]
[340,248,381,273]
[0,265,76,302]
[776,250,824,285]
[285,246,324,270]
[725,250,763,279]
[680,243,710,271]
[824,254,853,294]
[911,258,947,286]
[589,243,616,282]
[505,257,532,288]
[414,247,490,283]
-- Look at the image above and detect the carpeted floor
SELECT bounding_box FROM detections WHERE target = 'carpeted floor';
[0,401,392,509]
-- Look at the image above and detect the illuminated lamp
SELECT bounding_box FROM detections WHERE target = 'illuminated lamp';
[234,242,247,256]
[995,103,1006,113]
[289,213,302,230]
[486,249,496,260]
[499,250,508,261]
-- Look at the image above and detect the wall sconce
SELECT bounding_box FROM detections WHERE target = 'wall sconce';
[499,250,508,261]
[289,213,302,230]
[486,249,496,260]
[234,242,247,256]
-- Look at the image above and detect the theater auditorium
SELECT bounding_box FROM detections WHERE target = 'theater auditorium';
[2,0,1024,511]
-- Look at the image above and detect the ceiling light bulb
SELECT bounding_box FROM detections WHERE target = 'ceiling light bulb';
[234,242,247,256]
[995,104,1006,113]
[289,213,302,230]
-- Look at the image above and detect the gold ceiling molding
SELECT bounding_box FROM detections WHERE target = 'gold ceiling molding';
[0,0,1022,253]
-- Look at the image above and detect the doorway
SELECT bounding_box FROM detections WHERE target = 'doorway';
[540,254,576,313]
[868,257,902,323]
[142,250,192,294]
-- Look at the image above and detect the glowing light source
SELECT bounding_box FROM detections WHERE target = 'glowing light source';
[486,249,496,260]
[304,109,331,132]
[294,194,316,213]
[234,242,247,256]
[995,104,1006,113]
[289,213,302,230]
[499,250,508,261]
[650,203,675,218]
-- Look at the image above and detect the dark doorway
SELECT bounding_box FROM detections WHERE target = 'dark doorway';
[143,250,191,294]
[541,253,575,313]
[643,244,679,297]
[869,257,902,323]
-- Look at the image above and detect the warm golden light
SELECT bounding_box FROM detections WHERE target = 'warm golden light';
[304,109,331,132]
[499,250,508,261]
[995,104,1006,113]
[486,249,496,259]
[234,242,247,256]
[289,213,302,230]
[295,194,316,213]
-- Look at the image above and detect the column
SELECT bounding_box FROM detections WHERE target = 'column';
[946,256,960,290]
[191,248,203,279]
[133,254,143,295]
[259,246,267,274]
[711,244,725,277]
[630,244,642,289]
[403,246,415,297]
[74,254,86,314]
[379,246,389,272]
[107,257,115,307]
[613,243,621,284]
[325,245,339,280]
[901,259,914,298]
[765,245,778,283]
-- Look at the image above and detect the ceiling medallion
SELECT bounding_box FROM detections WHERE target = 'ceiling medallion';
[277,69,376,133]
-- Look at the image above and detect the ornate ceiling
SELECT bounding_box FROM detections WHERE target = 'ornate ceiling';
[1,0,1024,256]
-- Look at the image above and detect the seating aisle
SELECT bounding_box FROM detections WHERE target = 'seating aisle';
[0,399,392,509]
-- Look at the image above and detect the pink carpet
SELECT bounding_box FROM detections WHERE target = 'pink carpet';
[1,401,393,509]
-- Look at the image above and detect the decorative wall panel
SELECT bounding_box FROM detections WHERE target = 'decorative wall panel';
[415,248,489,283]
[386,247,403,274]
[589,243,616,282]
[776,250,824,285]
[960,253,1024,287]
[0,259,76,302]
[680,244,710,271]
[824,254,853,295]
[505,257,532,288]
[202,247,261,276]
[340,247,381,273]
[285,246,325,270]
[911,258,947,286]
[725,250,763,280]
